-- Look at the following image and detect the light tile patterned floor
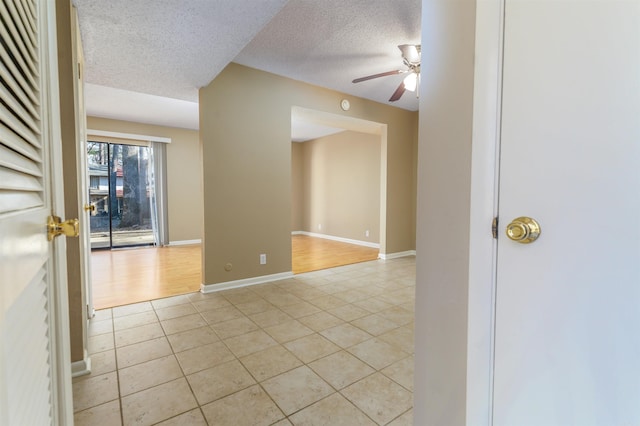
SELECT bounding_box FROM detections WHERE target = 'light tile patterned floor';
[73,257,415,426]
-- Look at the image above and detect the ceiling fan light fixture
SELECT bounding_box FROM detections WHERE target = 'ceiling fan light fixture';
[404,72,417,92]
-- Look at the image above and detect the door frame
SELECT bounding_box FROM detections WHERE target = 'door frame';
[466,0,504,425]
[83,131,170,251]
[73,3,95,354]
[290,106,388,256]
[43,0,74,422]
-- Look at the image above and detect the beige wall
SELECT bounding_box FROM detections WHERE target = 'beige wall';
[200,63,417,285]
[414,1,477,425]
[295,131,381,243]
[86,117,203,243]
[291,143,304,231]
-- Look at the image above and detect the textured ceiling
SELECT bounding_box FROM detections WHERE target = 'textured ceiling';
[234,0,421,111]
[74,0,289,102]
[74,0,421,133]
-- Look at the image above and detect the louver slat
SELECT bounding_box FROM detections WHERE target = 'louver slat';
[0,122,40,162]
[0,143,41,176]
[0,168,41,192]
[0,191,42,213]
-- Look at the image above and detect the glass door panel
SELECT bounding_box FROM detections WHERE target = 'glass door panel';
[111,144,154,247]
[87,141,156,249]
[87,141,110,249]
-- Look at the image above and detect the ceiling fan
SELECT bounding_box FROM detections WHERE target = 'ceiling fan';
[352,44,421,102]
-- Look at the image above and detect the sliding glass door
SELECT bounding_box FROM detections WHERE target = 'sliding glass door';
[87,141,156,249]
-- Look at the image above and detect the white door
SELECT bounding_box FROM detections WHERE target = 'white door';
[0,1,73,424]
[493,1,640,424]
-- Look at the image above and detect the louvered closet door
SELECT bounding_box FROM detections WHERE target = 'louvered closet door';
[0,1,70,424]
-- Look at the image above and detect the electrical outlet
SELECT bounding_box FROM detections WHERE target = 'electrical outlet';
[260,254,267,265]
[365,230,370,237]
[318,223,322,231]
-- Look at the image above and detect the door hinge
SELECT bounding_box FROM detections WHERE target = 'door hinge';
[492,216,499,239]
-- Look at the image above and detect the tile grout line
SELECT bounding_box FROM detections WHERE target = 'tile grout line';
[111,308,125,426]
[155,297,208,425]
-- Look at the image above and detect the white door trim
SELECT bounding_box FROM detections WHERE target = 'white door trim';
[72,9,94,379]
[466,0,504,425]
[87,128,172,144]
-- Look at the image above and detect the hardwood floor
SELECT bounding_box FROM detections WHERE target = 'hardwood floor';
[291,234,379,274]
[91,245,202,310]
[91,237,379,309]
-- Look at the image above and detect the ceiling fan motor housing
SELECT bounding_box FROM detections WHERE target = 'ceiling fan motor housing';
[352,44,421,102]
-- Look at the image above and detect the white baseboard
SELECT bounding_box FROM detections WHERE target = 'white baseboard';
[168,239,202,246]
[201,271,294,293]
[292,231,380,249]
[378,250,416,260]
[71,353,91,378]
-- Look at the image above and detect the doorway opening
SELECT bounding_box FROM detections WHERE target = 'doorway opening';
[291,106,387,274]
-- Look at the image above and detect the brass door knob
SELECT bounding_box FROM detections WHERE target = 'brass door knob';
[84,203,96,212]
[47,215,80,241]
[505,217,540,243]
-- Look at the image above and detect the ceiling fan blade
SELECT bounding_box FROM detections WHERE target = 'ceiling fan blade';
[398,44,420,64]
[389,81,406,102]
[352,69,404,83]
